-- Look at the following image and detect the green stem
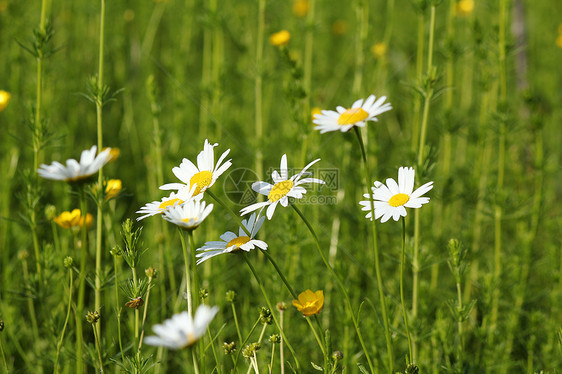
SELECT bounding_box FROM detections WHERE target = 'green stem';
[138,276,153,351]
[113,255,125,362]
[132,267,140,348]
[54,268,73,373]
[0,335,7,373]
[353,127,393,372]
[92,322,105,373]
[188,230,199,310]
[94,0,106,337]
[255,0,265,181]
[290,203,377,373]
[231,302,243,344]
[179,228,193,315]
[76,189,88,373]
[242,255,300,371]
[400,218,413,364]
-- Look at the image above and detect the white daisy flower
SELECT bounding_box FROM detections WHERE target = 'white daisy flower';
[196,213,267,265]
[162,198,214,231]
[160,139,232,197]
[38,145,113,182]
[239,154,325,220]
[313,94,392,134]
[359,167,434,223]
[136,186,198,221]
[144,305,219,349]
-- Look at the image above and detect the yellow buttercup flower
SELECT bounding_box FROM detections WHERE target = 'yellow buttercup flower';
[54,209,93,229]
[270,30,291,47]
[292,289,324,317]
[371,42,388,59]
[105,179,122,200]
[292,0,309,17]
[455,0,474,16]
[0,90,11,112]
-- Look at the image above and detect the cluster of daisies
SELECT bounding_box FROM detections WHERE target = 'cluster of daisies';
[35,93,434,352]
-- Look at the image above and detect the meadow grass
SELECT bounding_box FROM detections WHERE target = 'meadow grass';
[1,0,561,373]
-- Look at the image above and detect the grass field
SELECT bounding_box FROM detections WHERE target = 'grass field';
[1,0,561,373]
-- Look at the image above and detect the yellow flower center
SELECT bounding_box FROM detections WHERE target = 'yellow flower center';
[388,193,410,207]
[189,170,213,195]
[181,217,197,224]
[268,180,294,202]
[159,198,183,209]
[226,236,251,251]
[337,108,369,125]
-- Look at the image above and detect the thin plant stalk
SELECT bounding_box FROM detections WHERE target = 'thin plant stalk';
[255,0,265,181]
[53,266,73,373]
[353,127,394,371]
[179,228,193,315]
[20,251,40,357]
[75,188,89,373]
[0,336,7,374]
[290,204,377,373]
[188,230,199,310]
[132,267,140,348]
[113,254,125,362]
[138,275,154,351]
[231,301,243,344]
[400,218,413,364]
[412,4,437,361]
[92,322,105,373]
[490,0,509,344]
[279,307,285,374]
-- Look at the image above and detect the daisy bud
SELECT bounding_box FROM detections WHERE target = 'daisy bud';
[200,288,209,300]
[110,246,121,257]
[223,341,236,354]
[269,334,281,344]
[332,350,343,361]
[86,311,101,324]
[17,250,29,261]
[63,256,74,269]
[226,290,237,303]
[0,320,4,332]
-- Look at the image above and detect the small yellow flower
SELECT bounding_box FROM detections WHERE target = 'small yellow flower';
[311,107,322,122]
[455,0,474,16]
[0,90,11,112]
[331,20,347,36]
[556,35,562,49]
[105,179,122,200]
[269,30,291,47]
[371,42,388,59]
[292,289,324,317]
[292,0,309,18]
[54,209,93,229]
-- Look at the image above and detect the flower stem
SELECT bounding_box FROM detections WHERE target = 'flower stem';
[353,126,394,372]
[92,321,105,373]
[0,335,8,374]
[188,230,199,310]
[230,302,243,344]
[255,0,265,181]
[400,218,413,364]
[54,267,73,373]
[138,274,154,351]
[290,203,377,373]
[76,188,88,373]
[179,228,193,315]
[113,254,125,362]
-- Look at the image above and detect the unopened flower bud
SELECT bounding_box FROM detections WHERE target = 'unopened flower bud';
[45,205,57,220]
[86,311,101,324]
[259,307,273,325]
[63,256,74,268]
[17,250,29,260]
[223,341,236,354]
[332,350,343,361]
[0,320,4,332]
[276,301,287,311]
[405,364,419,374]
[269,334,281,344]
[145,267,157,279]
[226,290,237,303]
[242,342,260,358]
